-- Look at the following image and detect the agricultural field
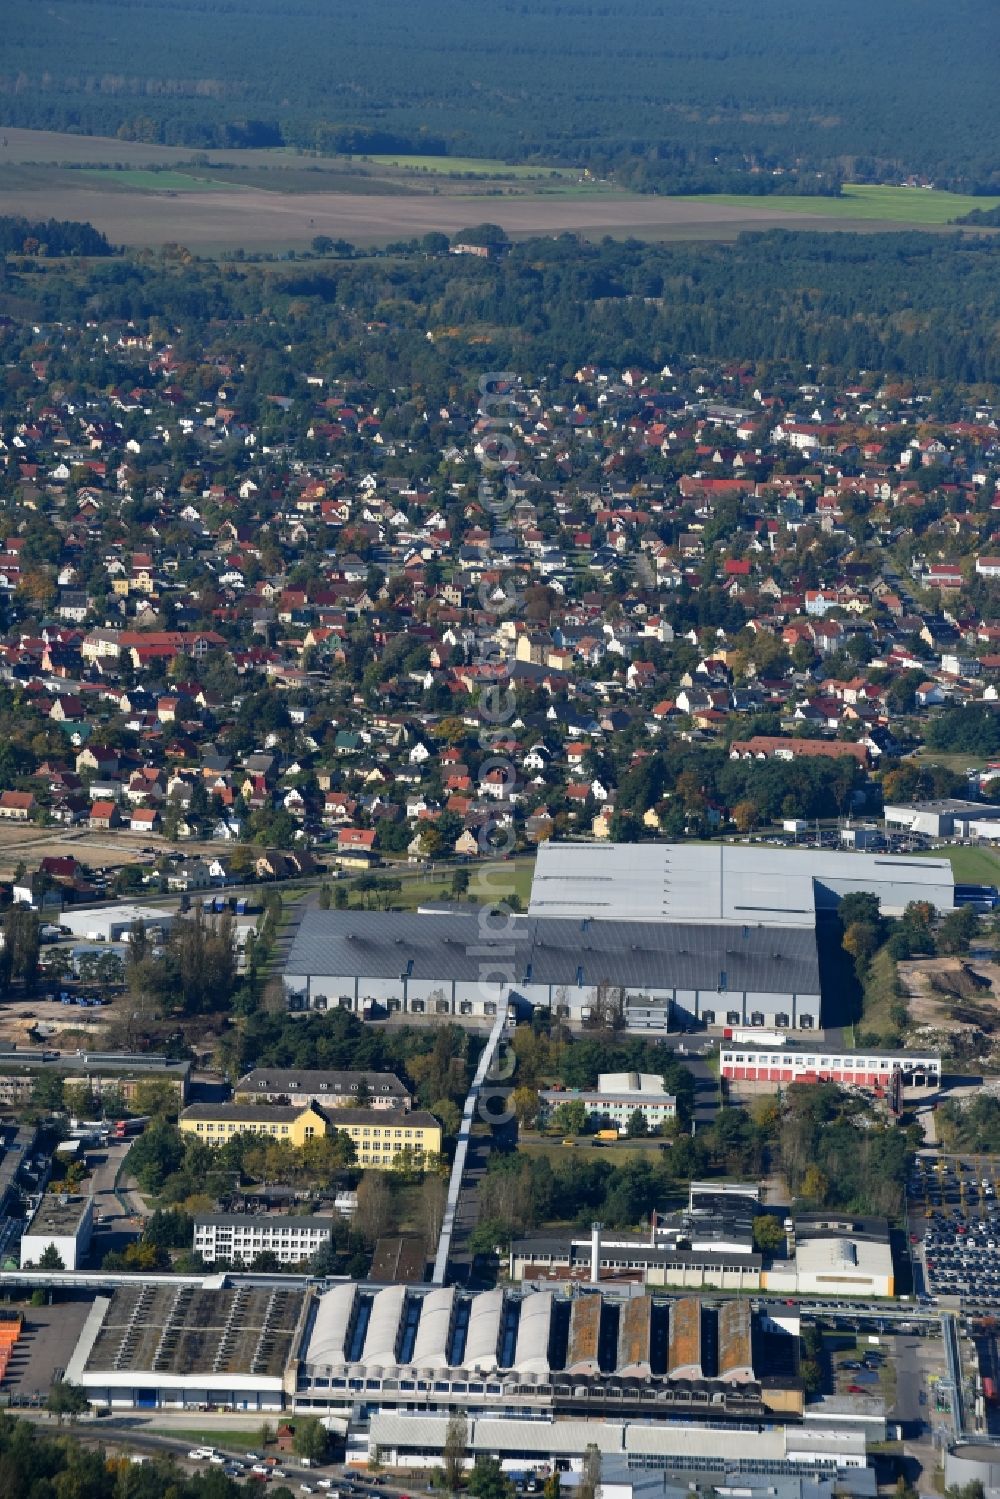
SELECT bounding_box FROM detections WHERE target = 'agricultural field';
[367,153,577,178]
[3,129,998,251]
[679,183,1000,225]
[80,168,238,193]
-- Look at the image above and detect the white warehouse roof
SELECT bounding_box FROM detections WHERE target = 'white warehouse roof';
[529,842,954,925]
[513,1291,553,1375]
[308,1282,357,1367]
[411,1288,455,1369]
[363,1285,407,1368]
[463,1288,504,1372]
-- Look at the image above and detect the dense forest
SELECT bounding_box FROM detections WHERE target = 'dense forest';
[0,1414,245,1499]
[9,229,1000,387]
[1,0,998,190]
[0,215,113,257]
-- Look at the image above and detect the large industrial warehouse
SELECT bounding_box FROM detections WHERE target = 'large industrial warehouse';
[527,842,955,924]
[64,1281,801,1420]
[283,844,954,1032]
[282,909,822,1031]
[294,1283,801,1420]
[66,1283,309,1410]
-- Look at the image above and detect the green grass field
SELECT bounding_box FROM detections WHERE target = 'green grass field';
[367,154,574,178]
[373,856,535,912]
[678,183,1000,225]
[80,168,239,192]
[912,845,1000,885]
[149,1428,265,1449]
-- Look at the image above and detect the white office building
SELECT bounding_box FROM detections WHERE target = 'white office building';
[193,1214,334,1266]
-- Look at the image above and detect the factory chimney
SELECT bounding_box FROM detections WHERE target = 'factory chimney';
[590,1221,603,1284]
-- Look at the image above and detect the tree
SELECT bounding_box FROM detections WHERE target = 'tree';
[625,1108,648,1138]
[355,1171,393,1244]
[468,1457,514,1499]
[38,1244,65,1270]
[512,1086,540,1129]
[292,1416,329,1463]
[801,1164,829,1205]
[443,1412,468,1491]
[46,1379,88,1419]
[843,920,880,968]
[133,1077,182,1120]
[578,1445,602,1499]
[937,905,979,955]
[30,1072,65,1115]
[752,1214,786,1252]
[368,1445,385,1477]
[733,798,759,834]
[420,1172,447,1248]
[551,1099,588,1136]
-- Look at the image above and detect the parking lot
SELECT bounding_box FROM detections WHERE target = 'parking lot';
[908,1154,1000,1304]
[0,1299,94,1401]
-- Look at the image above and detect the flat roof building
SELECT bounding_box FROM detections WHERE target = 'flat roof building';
[884,800,1000,839]
[539,1073,677,1134]
[0,1049,190,1109]
[59,905,176,943]
[284,909,822,1034]
[721,1043,942,1095]
[357,1413,867,1478]
[66,1283,308,1410]
[20,1192,93,1271]
[528,842,955,924]
[193,1213,334,1267]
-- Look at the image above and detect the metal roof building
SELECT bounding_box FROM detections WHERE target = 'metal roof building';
[307,1282,357,1368]
[410,1287,455,1369]
[283,908,822,1033]
[513,1290,553,1375]
[363,1285,407,1368]
[463,1287,504,1372]
[360,1412,869,1476]
[528,842,955,924]
[668,1296,702,1379]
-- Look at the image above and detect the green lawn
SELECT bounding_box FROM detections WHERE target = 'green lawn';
[148,1427,265,1448]
[912,845,1000,885]
[678,183,1000,225]
[80,168,238,192]
[367,154,575,178]
[371,856,535,911]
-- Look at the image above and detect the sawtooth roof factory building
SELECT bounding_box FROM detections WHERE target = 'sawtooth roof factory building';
[283,844,953,1034]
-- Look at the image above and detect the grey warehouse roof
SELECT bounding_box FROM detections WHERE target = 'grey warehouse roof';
[528,841,954,925]
[285,909,821,996]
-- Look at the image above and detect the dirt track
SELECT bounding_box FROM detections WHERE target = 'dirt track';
[0,182,914,250]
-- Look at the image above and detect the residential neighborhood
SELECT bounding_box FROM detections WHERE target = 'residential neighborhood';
[0,338,996,904]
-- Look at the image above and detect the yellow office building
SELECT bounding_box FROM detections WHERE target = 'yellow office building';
[179,1101,442,1169]
[180,1101,330,1148]
[332,1108,442,1167]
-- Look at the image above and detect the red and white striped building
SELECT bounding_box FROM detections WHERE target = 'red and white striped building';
[721,1044,941,1092]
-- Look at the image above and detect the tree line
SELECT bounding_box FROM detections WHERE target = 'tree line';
[1,0,996,189]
